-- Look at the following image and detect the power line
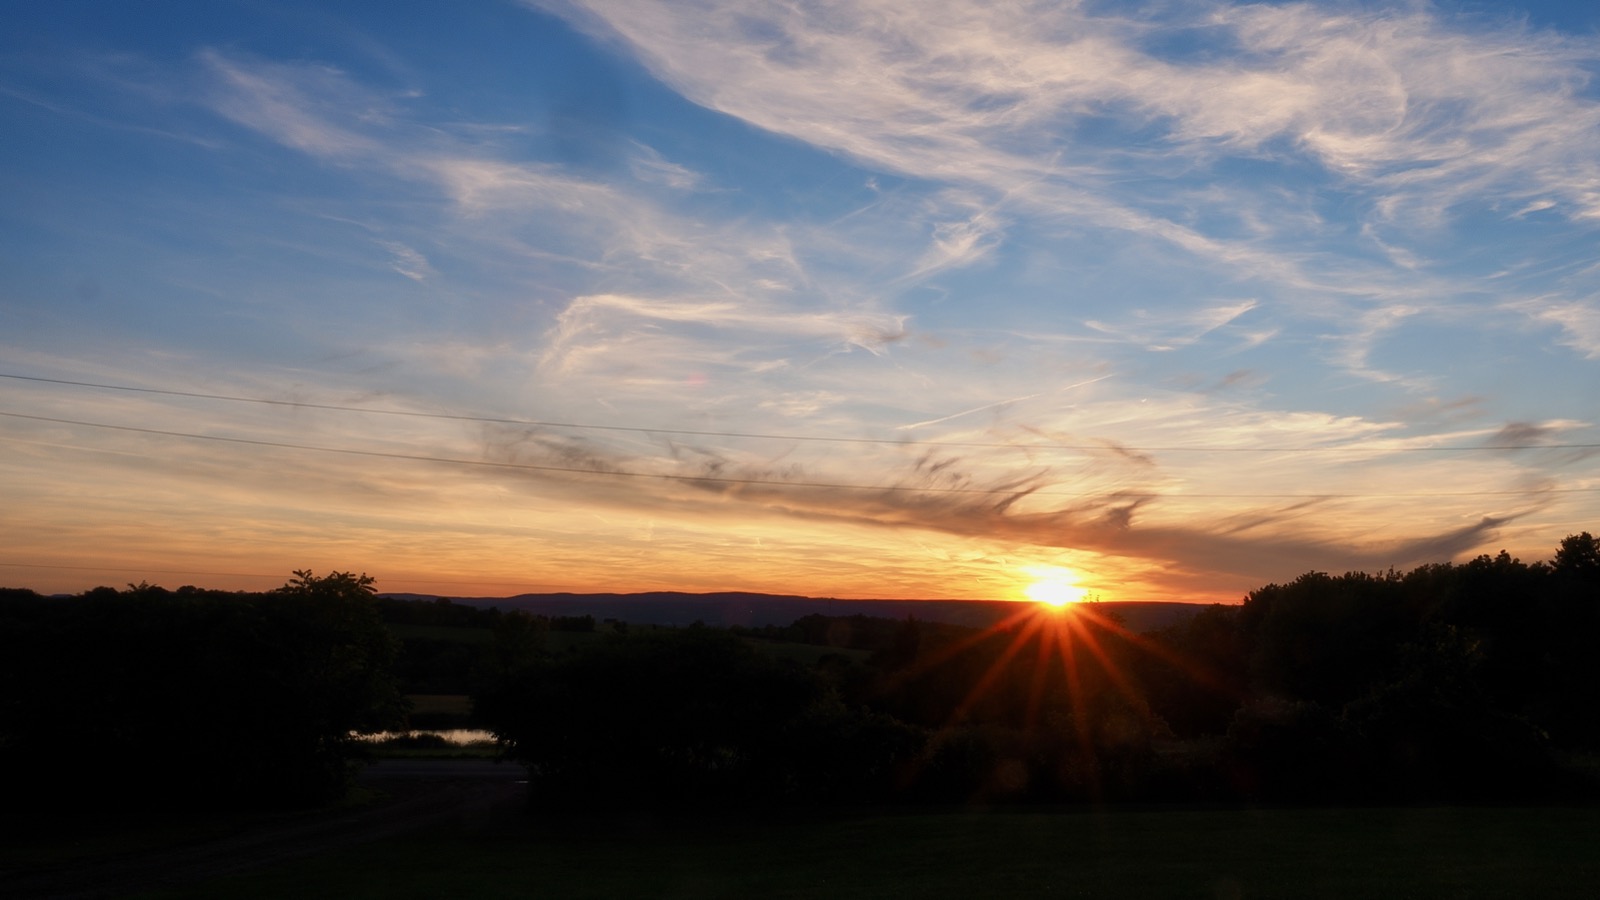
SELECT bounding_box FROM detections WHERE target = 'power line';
[4,371,1595,454]
[0,563,698,603]
[4,410,1596,500]
[0,372,1004,447]
[0,411,1114,496]
[0,561,280,579]
[0,562,546,592]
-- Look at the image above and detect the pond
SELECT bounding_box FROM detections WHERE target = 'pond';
[356,729,496,746]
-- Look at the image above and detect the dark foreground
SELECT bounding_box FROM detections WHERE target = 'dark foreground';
[4,761,1598,900]
[0,760,525,899]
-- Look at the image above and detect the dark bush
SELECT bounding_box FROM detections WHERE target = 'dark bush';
[0,572,404,810]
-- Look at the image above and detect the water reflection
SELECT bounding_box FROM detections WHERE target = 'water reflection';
[357,729,496,745]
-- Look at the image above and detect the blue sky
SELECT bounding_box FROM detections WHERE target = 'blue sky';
[2,0,1598,602]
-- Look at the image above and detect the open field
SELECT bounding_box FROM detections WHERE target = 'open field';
[139,801,1600,899]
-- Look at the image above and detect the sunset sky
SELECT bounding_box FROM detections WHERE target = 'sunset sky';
[3,1,1598,603]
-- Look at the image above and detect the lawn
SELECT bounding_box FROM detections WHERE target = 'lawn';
[143,803,1600,899]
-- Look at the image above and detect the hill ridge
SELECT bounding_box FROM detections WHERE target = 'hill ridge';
[379,591,1213,632]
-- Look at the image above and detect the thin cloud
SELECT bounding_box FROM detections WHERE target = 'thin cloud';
[542,1,1600,219]
[1487,421,1561,449]
[376,240,433,282]
[8,4,1596,600]
[539,293,911,380]
[899,192,1007,281]
[628,142,703,190]
[1084,300,1259,352]
[538,0,1600,382]
[417,156,620,215]
[194,48,936,377]
[200,50,382,160]
[1512,297,1600,358]
[623,443,1529,588]
[899,392,1045,431]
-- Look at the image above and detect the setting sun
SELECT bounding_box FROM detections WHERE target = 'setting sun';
[1022,567,1089,607]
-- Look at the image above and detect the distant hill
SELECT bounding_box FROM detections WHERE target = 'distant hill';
[378,591,1215,633]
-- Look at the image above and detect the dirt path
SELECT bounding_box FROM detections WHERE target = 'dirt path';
[0,759,526,899]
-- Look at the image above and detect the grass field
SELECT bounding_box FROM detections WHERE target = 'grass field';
[143,803,1600,899]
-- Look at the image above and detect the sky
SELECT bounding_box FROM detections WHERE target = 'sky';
[2,0,1598,604]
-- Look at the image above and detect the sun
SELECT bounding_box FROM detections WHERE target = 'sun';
[1025,579,1087,607]
[1022,568,1089,607]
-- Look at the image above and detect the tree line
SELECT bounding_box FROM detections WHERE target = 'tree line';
[2,533,1596,811]
[0,571,405,809]
[476,533,1600,808]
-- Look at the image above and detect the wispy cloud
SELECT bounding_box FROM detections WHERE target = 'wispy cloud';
[199,49,729,274]
[628,142,703,190]
[538,293,910,380]
[450,412,1534,597]
[1512,297,1600,358]
[540,0,1600,381]
[545,1,1600,214]
[201,50,383,160]
[376,240,432,281]
[1085,300,1260,352]
[7,3,1596,600]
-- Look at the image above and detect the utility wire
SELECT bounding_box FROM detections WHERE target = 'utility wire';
[0,561,535,589]
[4,372,1595,454]
[0,411,1072,496]
[0,561,280,579]
[4,410,1595,500]
[0,561,798,596]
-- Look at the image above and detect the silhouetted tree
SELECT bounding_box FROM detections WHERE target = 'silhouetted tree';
[1241,570,1415,707]
[476,627,920,808]
[1342,623,1565,801]
[1553,531,1600,578]
[1222,696,1350,801]
[0,571,404,810]
[1139,604,1247,737]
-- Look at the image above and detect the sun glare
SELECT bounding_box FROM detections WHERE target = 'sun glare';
[1022,567,1088,607]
